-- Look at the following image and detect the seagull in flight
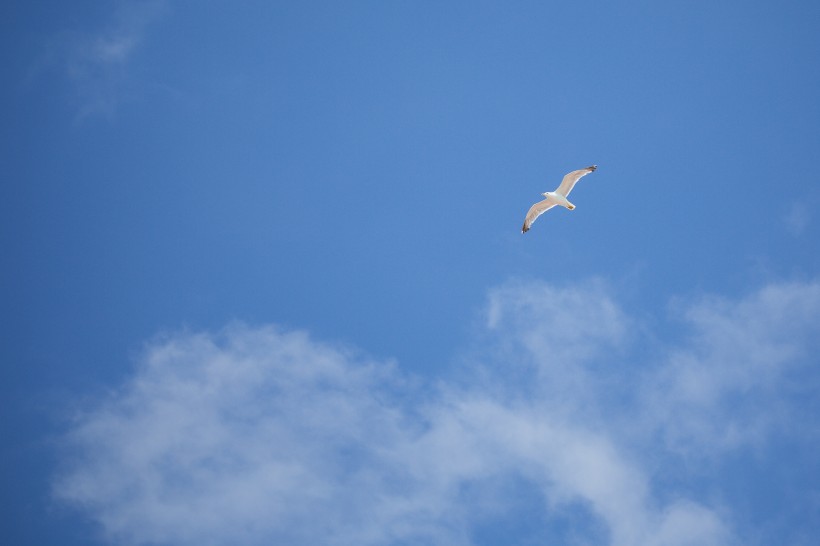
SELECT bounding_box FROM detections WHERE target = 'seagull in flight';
[521,165,597,233]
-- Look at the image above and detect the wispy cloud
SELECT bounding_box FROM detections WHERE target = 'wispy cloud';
[39,0,167,119]
[643,281,820,455]
[54,279,820,545]
[784,202,810,237]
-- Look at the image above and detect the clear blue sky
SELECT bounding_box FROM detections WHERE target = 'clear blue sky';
[3,1,820,545]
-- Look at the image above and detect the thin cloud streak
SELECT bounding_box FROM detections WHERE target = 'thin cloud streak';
[54,279,820,545]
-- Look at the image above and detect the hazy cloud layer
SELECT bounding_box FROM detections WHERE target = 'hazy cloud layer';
[55,279,820,545]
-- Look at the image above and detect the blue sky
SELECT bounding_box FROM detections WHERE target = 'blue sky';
[3,1,820,544]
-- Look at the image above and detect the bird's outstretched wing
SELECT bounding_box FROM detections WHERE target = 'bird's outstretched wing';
[555,165,597,197]
[522,200,556,233]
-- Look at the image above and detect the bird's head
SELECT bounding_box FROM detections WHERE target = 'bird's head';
[542,192,552,197]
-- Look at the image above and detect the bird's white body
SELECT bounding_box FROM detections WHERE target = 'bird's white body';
[521,165,596,233]
[542,191,575,210]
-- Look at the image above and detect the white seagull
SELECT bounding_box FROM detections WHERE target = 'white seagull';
[521,165,597,233]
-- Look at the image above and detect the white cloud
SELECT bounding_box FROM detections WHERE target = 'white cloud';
[54,279,820,545]
[643,281,820,454]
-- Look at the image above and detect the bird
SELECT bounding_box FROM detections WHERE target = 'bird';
[521,165,597,233]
